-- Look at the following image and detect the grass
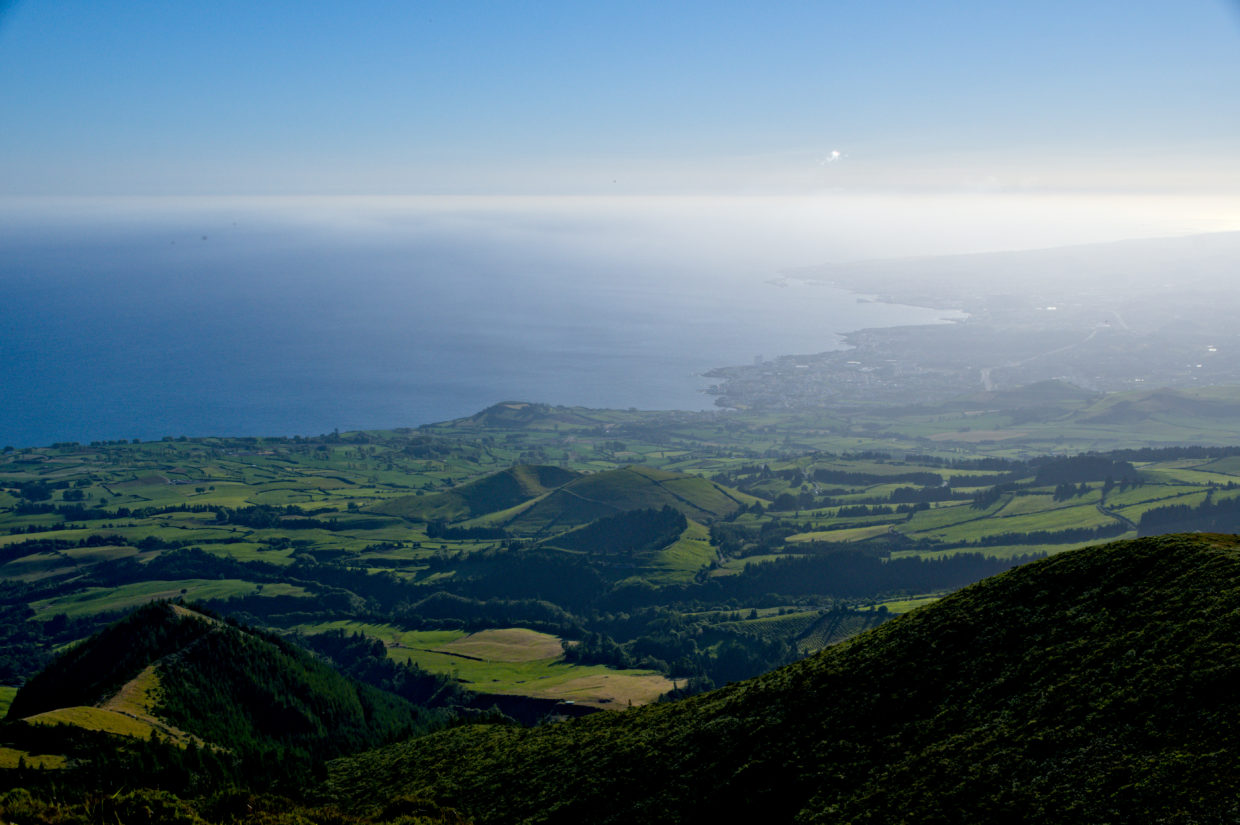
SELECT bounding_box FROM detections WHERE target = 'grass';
[0,545,151,583]
[712,554,797,575]
[438,629,564,662]
[1197,456,1240,476]
[0,747,68,770]
[294,621,671,707]
[893,541,1103,561]
[787,524,893,543]
[10,411,1240,722]
[992,492,1076,517]
[648,520,716,583]
[291,621,468,649]
[522,671,672,707]
[1142,466,1240,485]
[1103,485,1201,508]
[874,595,941,614]
[22,706,166,740]
[714,610,822,640]
[100,664,161,719]
[901,500,999,533]
[30,580,310,619]
[390,652,673,708]
[201,542,297,566]
[59,545,142,563]
[0,553,80,582]
[0,687,16,717]
[904,501,1114,542]
[1113,491,1212,523]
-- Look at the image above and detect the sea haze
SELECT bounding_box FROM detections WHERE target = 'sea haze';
[3,194,1221,447]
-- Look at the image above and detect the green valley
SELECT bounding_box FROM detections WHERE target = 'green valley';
[2,393,1240,821]
[3,394,1240,706]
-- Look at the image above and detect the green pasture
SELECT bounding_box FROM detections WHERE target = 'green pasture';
[1196,456,1240,476]
[713,610,821,640]
[1112,491,1213,523]
[905,501,1115,543]
[7,406,1240,705]
[787,524,893,543]
[713,553,796,575]
[21,706,167,742]
[0,545,146,582]
[992,491,1087,517]
[386,646,671,707]
[294,622,672,706]
[31,580,310,619]
[874,595,941,614]
[648,520,716,583]
[202,542,298,566]
[1142,466,1239,485]
[1102,485,1201,508]
[811,510,902,527]
[828,483,920,503]
[0,686,15,717]
[901,500,1000,533]
[0,747,68,770]
[893,541,1101,561]
[291,622,467,649]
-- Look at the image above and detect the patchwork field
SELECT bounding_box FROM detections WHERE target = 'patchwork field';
[3,399,1240,720]
[31,580,311,619]
[294,622,673,707]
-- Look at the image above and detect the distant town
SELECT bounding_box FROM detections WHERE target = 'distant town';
[706,233,1240,410]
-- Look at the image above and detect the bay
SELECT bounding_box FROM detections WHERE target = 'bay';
[1,198,966,446]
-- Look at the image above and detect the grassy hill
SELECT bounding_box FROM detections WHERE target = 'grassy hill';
[941,378,1101,413]
[7,602,433,762]
[372,464,581,522]
[505,466,746,536]
[1078,386,1240,425]
[374,464,746,538]
[459,401,607,430]
[329,533,1240,824]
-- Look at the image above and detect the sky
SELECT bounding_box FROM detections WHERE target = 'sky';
[2,0,1239,197]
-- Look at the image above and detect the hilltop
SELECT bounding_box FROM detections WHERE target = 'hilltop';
[375,464,747,535]
[372,464,582,522]
[503,465,747,535]
[5,602,435,770]
[330,533,1240,824]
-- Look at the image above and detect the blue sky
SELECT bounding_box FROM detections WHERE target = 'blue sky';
[1,1,1238,196]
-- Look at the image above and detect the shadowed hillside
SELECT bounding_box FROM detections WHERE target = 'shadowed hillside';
[329,533,1240,824]
[372,464,581,522]
[505,466,746,535]
[375,464,746,538]
[8,603,433,762]
[1079,387,1240,425]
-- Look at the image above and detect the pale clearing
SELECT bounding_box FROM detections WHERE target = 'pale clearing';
[436,628,563,662]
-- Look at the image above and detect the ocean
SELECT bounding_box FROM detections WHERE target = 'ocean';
[5,194,1206,448]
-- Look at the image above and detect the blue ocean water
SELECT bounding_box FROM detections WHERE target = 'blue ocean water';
[0,202,958,447]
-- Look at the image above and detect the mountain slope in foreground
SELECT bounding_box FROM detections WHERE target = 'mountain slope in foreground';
[330,534,1240,824]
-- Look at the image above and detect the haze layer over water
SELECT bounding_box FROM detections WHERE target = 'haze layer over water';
[2,195,1232,447]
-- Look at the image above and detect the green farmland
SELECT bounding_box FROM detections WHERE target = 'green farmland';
[2,398,1240,709]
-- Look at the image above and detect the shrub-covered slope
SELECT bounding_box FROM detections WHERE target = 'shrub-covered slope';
[505,466,744,535]
[543,506,688,556]
[372,464,581,522]
[9,602,430,761]
[330,534,1240,824]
